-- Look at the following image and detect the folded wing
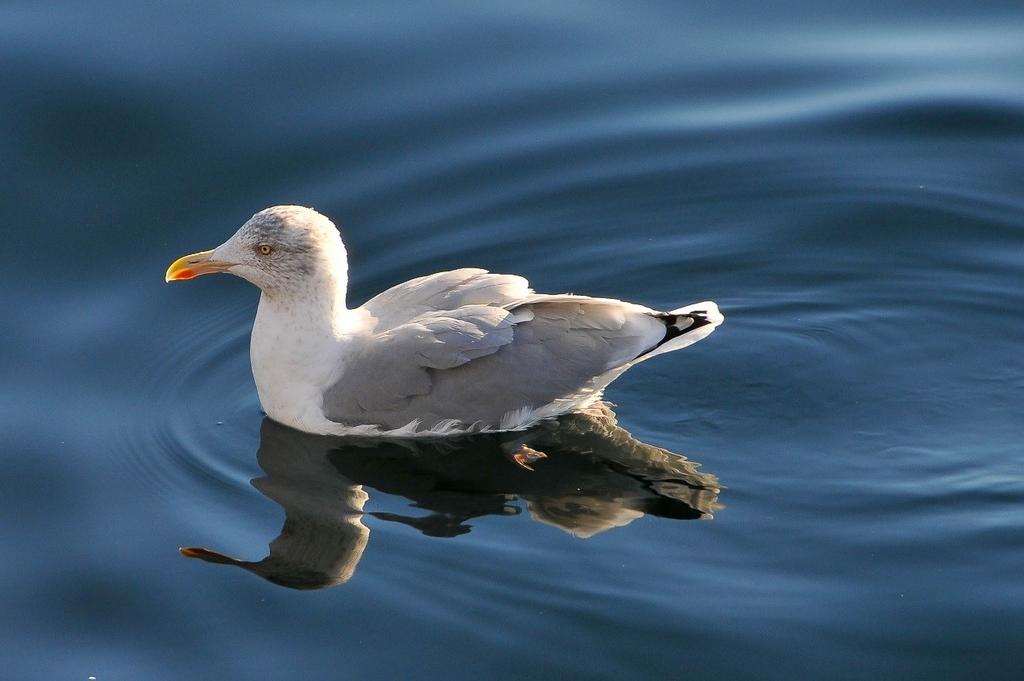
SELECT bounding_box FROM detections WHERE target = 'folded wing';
[360,268,532,330]
[327,279,679,431]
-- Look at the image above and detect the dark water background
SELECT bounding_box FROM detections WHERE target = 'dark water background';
[2,2,1023,679]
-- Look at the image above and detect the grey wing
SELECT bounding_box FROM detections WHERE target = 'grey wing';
[421,297,667,418]
[359,268,533,330]
[323,304,523,423]
[325,295,670,431]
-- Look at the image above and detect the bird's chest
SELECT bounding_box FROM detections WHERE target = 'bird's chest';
[249,300,345,432]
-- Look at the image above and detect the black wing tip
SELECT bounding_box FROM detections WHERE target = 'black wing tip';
[657,311,714,345]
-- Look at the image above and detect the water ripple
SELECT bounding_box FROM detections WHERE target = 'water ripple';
[118,297,261,505]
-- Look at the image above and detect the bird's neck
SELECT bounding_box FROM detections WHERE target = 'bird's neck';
[261,270,349,328]
[249,268,365,432]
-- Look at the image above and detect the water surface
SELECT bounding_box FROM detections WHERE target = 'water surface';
[2,2,1023,679]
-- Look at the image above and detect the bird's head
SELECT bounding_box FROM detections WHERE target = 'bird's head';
[165,205,346,295]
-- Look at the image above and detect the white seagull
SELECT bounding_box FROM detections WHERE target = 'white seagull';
[166,206,723,437]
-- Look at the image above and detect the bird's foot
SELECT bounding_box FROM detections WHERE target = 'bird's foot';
[506,445,547,471]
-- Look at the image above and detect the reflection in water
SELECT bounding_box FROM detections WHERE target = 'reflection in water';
[182,405,721,589]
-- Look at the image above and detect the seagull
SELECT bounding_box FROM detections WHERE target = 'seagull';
[165,206,723,437]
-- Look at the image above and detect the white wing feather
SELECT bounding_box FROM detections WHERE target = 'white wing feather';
[360,268,532,331]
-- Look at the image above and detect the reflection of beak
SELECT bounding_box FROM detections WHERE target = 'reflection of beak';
[165,249,233,282]
[179,546,245,565]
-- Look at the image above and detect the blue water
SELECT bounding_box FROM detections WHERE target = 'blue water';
[2,2,1023,679]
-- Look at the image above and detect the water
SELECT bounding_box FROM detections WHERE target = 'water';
[2,2,1023,679]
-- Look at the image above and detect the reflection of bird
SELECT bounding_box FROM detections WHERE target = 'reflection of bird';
[181,423,369,590]
[181,405,721,589]
[166,206,723,436]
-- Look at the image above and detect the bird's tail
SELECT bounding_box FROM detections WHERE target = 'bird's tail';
[641,301,724,361]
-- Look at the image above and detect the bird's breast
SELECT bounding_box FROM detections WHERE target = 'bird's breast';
[249,298,349,434]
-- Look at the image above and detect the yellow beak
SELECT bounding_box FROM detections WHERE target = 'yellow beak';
[165,249,233,282]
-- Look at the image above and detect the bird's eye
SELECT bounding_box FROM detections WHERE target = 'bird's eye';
[257,244,272,255]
